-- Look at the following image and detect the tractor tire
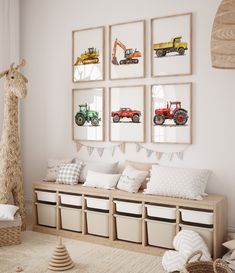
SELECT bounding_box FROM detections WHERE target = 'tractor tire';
[91,117,99,126]
[113,115,120,123]
[173,110,188,125]
[75,113,86,126]
[153,114,165,125]
[156,49,164,57]
[132,114,140,123]
[178,47,185,55]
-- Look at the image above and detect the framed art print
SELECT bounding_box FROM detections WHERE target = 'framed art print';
[151,83,192,144]
[72,26,105,82]
[151,13,192,77]
[72,88,104,141]
[109,86,145,142]
[109,20,145,80]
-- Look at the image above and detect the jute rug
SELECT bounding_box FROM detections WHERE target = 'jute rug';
[0,231,166,273]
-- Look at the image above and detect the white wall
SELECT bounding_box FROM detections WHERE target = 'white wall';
[20,0,235,230]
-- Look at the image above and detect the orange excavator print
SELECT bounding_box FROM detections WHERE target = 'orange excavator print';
[112,38,141,65]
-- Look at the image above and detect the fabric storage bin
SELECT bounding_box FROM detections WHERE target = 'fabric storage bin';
[85,197,109,211]
[145,204,176,220]
[180,224,213,254]
[114,200,142,215]
[36,203,57,227]
[35,190,56,203]
[146,219,176,249]
[59,193,82,207]
[86,210,109,237]
[179,209,214,225]
[60,206,82,232]
[114,214,142,243]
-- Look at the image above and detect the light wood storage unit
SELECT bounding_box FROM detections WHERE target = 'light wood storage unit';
[33,182,227,258]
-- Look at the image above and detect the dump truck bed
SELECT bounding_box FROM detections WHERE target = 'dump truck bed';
[153,42,174,50]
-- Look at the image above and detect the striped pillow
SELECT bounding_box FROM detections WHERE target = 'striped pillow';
[56,163,83,185]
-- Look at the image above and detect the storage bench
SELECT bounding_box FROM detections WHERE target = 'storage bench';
[32,181,227,258]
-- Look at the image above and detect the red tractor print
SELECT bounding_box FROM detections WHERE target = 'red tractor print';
[111,108,141,123]
[153,101,188,126]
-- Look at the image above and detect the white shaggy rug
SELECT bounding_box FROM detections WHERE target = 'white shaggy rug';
[0,231,166,273]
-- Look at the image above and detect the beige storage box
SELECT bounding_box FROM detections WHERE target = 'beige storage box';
[36,203,56,227]
[114,214,142,243]
[59,193,82,207]
[145,204,176,220]
[86,210,109,237]
[60,207,82,232]
[85,197,109,211]
[146,219,176,249]
[179,209,214,225]
[35,190,56,203]
[114,200,142,215]
[180,224,213,253]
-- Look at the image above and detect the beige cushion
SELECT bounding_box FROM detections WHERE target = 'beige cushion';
[124,160,157,189]
[232,250,235,260]
[44,158,72,181]
[223,239,235,250]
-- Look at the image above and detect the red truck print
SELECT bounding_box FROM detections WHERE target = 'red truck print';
[111,108,141,123]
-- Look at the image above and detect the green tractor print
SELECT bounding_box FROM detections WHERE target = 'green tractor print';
[75,103,100,127]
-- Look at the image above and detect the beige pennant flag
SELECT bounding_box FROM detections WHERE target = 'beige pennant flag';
[76,142,82,152]
[156,152,163,160]
[119,143,126,154]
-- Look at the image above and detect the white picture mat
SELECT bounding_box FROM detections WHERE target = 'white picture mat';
[73,27,103,81]
[152,14,191,76]
[110,21,144,79]
[110,86,145,142]
[73,88,104,141]
[152,84,191,143]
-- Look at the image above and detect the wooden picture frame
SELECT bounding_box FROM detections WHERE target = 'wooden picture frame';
[109,20,145,80]
[72,88,105,142]
[72,26,105,82]
[151,13,192,77]
[151,83,192,144]
[109,85,146,142]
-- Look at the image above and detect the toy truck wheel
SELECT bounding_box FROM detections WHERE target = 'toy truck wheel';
[156,49,163,57]
[75,113,85,126]
[91,117,99,126]
[178,47,185,55]
[153,114,165,125]
[113,115,120,123]
[173,110,188,125]
[132,114,140,123]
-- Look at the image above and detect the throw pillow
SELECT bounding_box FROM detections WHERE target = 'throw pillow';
[73,158,119,183]
[0,204,19,221]
[124,160,157,189]
[144,165,211,200]
[44,158,72,182]
[56,163,83,185]
[83,170,120,190]
[117,165,148,193]
[223,240,235,250]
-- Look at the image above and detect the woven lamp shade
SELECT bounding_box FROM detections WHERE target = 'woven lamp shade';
[211,0,235,68]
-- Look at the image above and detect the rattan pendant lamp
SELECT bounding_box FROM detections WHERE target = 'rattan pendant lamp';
[211,0,235,68]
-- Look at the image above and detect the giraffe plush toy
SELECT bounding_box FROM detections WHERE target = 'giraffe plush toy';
[0,60,28,230]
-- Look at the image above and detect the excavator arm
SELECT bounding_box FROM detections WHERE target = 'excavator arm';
[112,38,126,65]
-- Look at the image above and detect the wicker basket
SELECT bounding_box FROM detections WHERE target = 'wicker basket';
[0,214,21,247]
[181,251,233,273]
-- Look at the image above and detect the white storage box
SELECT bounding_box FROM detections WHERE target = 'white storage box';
[85,197,109,211]
[35,190,56,203]
[146,219,176,249]
[86,210,109,237]
[180,224,213,254]
[145,204,176,220]
[60,207,82,232]
[36,203,56,227]
[114,201,142,215]
[59,193,82,207]
[114,214,142,243]
[180,209,214,225]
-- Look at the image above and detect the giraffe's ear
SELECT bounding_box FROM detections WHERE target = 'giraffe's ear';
[0,70,8,79]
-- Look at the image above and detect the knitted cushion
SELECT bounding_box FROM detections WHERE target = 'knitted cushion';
[56,163,83,185]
